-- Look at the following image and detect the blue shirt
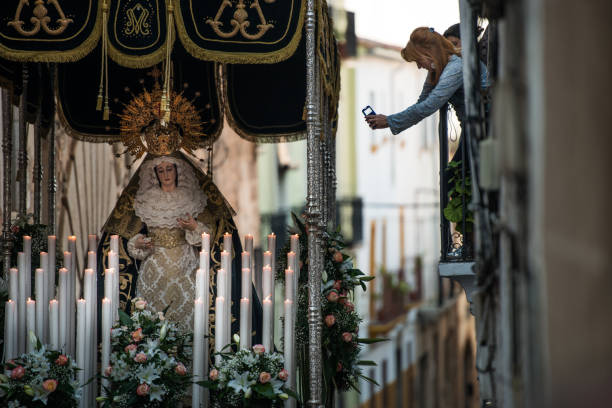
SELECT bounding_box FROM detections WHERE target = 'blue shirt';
[387,55,488,135]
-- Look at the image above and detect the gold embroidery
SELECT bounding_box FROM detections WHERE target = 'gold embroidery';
[124,3,151,36]
[148,227,187,248]
[206,0,275,41]
[8,0,74,37]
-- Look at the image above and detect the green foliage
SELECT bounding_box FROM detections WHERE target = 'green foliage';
[443,161,474,233]
[99,299,192,408]
[0,340,80,407]
[276,214,384,405]
[202,347,290,408]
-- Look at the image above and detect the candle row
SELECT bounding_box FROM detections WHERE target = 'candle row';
[3,234,103,408]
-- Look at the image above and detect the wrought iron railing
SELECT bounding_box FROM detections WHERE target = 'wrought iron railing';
[438,105,472,263]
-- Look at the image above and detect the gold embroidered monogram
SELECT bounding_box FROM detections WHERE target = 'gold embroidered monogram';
[206,0,276,40]
[124,3,151,36]
[8,0,73,37]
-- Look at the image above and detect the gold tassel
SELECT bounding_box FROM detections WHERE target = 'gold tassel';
[160,2,174,125]
[96,93,103,111]
[98,0,108,113]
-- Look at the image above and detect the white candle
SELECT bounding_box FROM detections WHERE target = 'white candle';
[8,267,18,301]
[76,299,86,402]
[64,249,75,356]
[241,251,251,274]
[4,300,16,360]
[267,233,276,271]
[23,236,32,302]
[199,251,209,271]
[110,235,119,255]
[83,268,96,403]
[49,299,59,350]
[40,252,49,340]
[263,251,272,268]
[26,298,36,353]
[88,234,98,253]
[284,299,295,398]
[215,296,225,365]
[262,266,272,299]
[285,268,294,303]
[192,298,204,408]
[244,234,254,268]
[35,268,45,342]
[262,296,273,353]
[287,251,297,281]
[223,232,232,255]
[201,232,210,253]
[58,267,69,353]
[108,251,120,322]
[104,268,114,305]
[87,251,96,271]
[17,252,27,354]
[241,267,252,300]
[47,236,56,300]
[239,298,250,350]
[220,251,231,343]
[101,298,111,395]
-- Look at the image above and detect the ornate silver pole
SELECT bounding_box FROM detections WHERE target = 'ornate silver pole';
[2,89,14,281]
[18,64,29,215]
[330,121,337,226]
[305,0,323,406]
[320,97,329,226]
[33,64,43,224]
[48,64,57,234]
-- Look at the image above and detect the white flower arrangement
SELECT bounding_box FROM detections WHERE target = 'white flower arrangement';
[98,298,192,408]
[201,342,294,408]
[0,333,80,407]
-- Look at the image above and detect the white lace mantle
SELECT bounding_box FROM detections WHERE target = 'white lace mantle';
[134,156,207,228]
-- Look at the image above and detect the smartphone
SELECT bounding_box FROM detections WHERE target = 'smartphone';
[362,105,376,116]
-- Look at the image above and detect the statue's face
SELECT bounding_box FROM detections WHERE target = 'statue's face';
[155,161,177,191]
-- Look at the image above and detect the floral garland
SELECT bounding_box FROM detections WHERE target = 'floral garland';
[276,214,383,405]
[98,298,192,408]
[201,342,293,408]
[0,335,80,407]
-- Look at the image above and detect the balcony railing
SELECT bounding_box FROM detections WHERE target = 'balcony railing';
[438,105,473,263]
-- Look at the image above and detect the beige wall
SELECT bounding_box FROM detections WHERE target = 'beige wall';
[536,1,612,406]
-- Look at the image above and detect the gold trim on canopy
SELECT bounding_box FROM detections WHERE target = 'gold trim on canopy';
[172,0,306,64]
[0,1,103,63]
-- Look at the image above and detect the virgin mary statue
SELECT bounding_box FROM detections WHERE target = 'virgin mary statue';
[96,86,262,343]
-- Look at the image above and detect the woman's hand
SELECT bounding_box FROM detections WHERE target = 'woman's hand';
[135,235,153,250]
[365,114,389,130]
[177,214,197,231]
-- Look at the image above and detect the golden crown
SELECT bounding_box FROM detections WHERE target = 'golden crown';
[119,83,207,158]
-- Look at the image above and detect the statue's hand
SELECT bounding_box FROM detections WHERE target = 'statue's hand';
[135,235,153,249]
[177,214,197,231]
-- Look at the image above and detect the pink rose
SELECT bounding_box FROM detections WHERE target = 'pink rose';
[133,353,147,363]
[324,315,336,327]
[342,332,353,342]
[175,363,187,376]
[327,291,339,303]
[336,362,343,372]
[131,328,144,342]
[333,251,344,263]
[252,344,265,354]
[333,280,342,290]
[104,366,113,376]
[11,366,25,379]
[136,383,150,396]
[344,301,355,312]
[278,369,289,382]
[134,299,147,310]
[124,344,138,353]
[259,372,271,384]
[42,379,58,393]
[55,354,68,366]
[209,369,219,381]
